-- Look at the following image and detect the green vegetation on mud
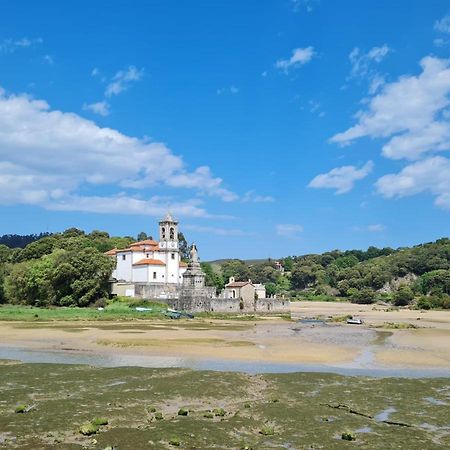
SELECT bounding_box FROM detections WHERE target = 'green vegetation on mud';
[0,361,448,449]
[0,301,169,322]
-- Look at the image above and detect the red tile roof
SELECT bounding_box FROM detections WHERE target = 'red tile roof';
[130,239,159,247]
[133,258,166,266]
[104,248,117,256]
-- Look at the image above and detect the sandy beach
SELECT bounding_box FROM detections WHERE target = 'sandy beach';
[1,302,449,373]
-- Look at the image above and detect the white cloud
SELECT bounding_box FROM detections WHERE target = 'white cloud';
[241,191,274,203]
[43,54,54,65]
[332,56,450,161]
[45,195,213,218]
[0,37,42,53]
[83,101,110,117]
[91,68,100,77]
[435,15,450,34]
[291,0,317,13]
[164,166,238,202]
[276,224,304,239]
[183,224,252,236]
[276,47,315,72]
[105,66,143,98]
[433,38,449,47]
[368,74,385,95]
[376,156,450,210]
[352,224,386,232]
[367,224,386,232]
[308,161,373,194]
[347,45,390,94]
[0,88,238,216]
[217,86,239,95]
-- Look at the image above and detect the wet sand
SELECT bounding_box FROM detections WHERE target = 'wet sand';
[0,301,449,374]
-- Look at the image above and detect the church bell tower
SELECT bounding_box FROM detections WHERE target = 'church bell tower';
[159,212,179,251]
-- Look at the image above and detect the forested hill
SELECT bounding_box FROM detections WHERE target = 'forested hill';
[0,229,449,310]
[208,238,450,309]
[0,233,53,249]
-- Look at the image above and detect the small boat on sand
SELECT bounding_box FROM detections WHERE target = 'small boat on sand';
[347,317,363,325]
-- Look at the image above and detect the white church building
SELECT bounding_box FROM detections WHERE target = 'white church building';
[106,213,187,284]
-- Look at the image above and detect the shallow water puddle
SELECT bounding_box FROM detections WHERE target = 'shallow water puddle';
[374,406,396,422]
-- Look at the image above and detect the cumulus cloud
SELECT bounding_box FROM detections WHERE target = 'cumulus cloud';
[376,156,450,210]
[276,47,315,72]
[0,37,42,53]
[276,224,304,239]
[0,88,237,216]
[435,15,450,34]
[308,161,373,194]
[332,57,450,161]
[83,101,110,116]
[105,66,143,98]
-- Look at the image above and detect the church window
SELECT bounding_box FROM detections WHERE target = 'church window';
[169,227,175,239]
[171,253,175,260]
[122,255,126,261]
[161,227,166,239]
[153,272,157,279]
[146,254,149,258]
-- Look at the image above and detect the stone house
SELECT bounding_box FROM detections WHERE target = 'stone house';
[223,277,267,310]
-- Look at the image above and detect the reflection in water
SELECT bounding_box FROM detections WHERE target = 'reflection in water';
[0,345,449,378]
[374,407,396,422]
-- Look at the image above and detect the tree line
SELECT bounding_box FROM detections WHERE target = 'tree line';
[206,238,450,309]
[0,229,449,309]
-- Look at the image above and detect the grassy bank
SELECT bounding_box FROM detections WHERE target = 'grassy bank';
[0,301,169,322]
[0,361,448,449]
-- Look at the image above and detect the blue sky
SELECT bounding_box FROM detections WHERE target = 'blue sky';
[1,0,450,260]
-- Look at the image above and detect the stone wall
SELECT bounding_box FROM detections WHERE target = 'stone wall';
[111,281,290,315]
[134,283,180,300]
[254,298,290,314]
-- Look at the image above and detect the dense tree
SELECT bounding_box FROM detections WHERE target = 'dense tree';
[393,285,415,306]
[0,233,52,249]
[200,262,224,293]
[178,232,190,261]
[137,231,148,241]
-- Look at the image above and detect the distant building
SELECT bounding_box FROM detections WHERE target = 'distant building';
[106,213,187,285]
[274,261,284,273]
[223,277,266,309]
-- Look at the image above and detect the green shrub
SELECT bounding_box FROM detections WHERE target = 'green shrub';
[155,412,164,420]
[91,417,108,426]
[79,422,99,436]
[393,285,414,306]
[341,432,356,441]
[259,425,275,436]
[169,437,181,446]
[213,408,226,417]
[177,408,189,416]
[14,404,27,413]
[203,412,214,419]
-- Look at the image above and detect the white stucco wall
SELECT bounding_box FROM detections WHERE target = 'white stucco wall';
[115,251,133,281]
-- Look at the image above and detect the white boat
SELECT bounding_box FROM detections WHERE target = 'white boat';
[347,318,363,325]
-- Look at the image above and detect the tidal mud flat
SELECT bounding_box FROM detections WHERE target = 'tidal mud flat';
[0,301,450,376]
[0,361,449,449]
